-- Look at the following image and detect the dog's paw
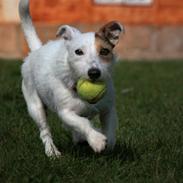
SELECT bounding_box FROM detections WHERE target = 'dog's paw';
[45,141,61,158]
[87,130,107,153]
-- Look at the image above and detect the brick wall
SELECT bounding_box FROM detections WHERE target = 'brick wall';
[30,0,183,25]
[0,0,183,60]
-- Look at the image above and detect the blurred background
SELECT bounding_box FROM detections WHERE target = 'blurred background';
[0,0,183,60]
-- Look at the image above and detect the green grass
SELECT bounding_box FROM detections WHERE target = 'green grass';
[0,59,183,183]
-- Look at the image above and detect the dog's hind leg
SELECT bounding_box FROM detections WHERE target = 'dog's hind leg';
[22,80,61,157]
[100,106,118,150]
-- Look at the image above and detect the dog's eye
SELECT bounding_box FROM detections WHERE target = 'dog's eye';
[75,49,84,56]
[100,48,110,56]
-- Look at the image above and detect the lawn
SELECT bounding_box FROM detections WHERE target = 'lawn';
[0,59,183,183]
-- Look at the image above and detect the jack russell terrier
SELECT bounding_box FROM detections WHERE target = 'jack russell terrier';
[19,0,124,157]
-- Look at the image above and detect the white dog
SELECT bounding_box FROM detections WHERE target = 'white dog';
[19,0,124,157]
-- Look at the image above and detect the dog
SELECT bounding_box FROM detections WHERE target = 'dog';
[19,0,124,157]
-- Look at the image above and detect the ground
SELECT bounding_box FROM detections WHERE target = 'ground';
[0,59,183,183]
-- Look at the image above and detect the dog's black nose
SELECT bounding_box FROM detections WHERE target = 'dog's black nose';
[88,68,101,80]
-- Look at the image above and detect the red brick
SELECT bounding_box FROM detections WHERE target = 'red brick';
[30,0,183,25]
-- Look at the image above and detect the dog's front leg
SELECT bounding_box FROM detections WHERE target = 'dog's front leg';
[100,106,118,150]
[22,81,61,157]
[59,109,107,153]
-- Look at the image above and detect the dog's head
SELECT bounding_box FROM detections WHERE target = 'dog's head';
[56,21,124,82]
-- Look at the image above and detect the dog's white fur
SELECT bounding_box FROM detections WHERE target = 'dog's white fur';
[19,0,124,157]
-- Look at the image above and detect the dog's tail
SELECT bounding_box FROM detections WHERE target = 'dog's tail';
[19,0,42,51]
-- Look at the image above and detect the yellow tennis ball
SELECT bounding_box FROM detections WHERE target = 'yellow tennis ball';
[76,78,107,104]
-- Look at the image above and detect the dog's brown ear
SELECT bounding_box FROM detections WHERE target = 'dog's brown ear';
[56,25,81,40]
[96,21,124,47]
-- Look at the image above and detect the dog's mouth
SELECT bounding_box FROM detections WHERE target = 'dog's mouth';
[70,78,100,93]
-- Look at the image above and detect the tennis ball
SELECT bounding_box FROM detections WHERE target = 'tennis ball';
[76,78,106,104]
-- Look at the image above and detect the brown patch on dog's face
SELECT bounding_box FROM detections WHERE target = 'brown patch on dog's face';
[95,21,124,63]
[95,33,114,62]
